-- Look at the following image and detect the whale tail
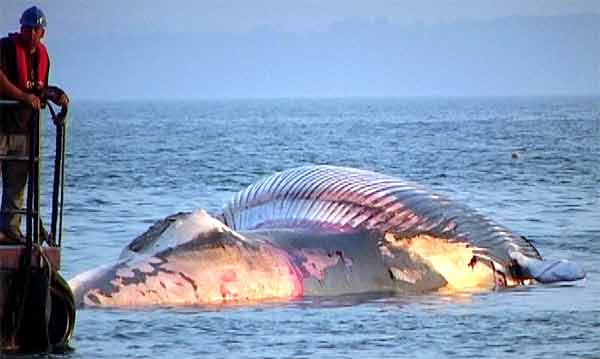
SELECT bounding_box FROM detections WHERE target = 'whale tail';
[511,252,586,283]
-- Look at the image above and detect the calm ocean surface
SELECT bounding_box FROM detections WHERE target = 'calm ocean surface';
[37,97,599,358]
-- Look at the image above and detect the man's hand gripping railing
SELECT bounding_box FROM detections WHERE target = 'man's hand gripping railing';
[39,86,69,125]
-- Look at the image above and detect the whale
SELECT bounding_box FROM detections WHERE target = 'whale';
[68,166,585,307]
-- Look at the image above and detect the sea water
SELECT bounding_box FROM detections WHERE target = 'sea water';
[35,97,600,358]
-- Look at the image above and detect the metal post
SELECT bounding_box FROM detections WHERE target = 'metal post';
[24,109,37,268]
[58,121,66,247]
[49,104,66,247]
[33,107,41,247]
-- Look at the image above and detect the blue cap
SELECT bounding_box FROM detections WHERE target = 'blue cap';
[20,6,47,28]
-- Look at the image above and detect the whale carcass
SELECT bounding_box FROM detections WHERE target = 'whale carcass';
[69,166,585,307]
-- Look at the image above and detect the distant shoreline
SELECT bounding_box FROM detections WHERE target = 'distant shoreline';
[68,94,600,103]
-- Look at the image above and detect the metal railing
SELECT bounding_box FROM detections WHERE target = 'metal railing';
[0,99,66,258]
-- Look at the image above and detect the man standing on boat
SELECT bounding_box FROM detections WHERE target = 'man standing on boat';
[0,6,69,243]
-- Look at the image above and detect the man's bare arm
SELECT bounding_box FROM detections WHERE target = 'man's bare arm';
[0,69,41,109]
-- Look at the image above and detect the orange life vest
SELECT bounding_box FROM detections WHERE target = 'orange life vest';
[9,33,49,91]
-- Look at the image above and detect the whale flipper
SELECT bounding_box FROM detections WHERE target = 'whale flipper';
[511,252,586,283]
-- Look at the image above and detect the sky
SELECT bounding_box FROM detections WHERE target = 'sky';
[1,1,599,99]
[2,0,599,34]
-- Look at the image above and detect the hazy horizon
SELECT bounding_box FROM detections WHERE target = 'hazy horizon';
[1,1,599,100]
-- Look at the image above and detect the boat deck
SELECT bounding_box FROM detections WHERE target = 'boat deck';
[0,245,61,270]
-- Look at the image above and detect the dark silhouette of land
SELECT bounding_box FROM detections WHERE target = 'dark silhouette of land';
[49,14,599,99]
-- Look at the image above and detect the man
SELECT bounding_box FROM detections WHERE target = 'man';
[0,6,69,243]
